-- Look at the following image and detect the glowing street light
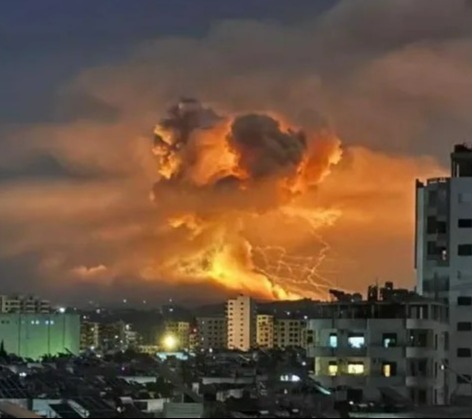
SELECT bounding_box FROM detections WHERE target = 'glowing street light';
[162,334,178,352]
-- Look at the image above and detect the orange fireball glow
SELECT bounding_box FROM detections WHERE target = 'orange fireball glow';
[148,99,343,300]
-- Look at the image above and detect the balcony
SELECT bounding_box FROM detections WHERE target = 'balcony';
[406,375,434,387]
[309,345,367,357]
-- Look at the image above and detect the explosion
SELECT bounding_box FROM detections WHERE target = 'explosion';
[149,99,342,300]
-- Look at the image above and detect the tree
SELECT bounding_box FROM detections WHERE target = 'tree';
[0,340,7,358]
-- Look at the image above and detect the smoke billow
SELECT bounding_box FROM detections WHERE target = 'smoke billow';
[149,99,341,299]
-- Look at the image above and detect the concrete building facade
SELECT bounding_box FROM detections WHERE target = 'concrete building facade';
[307,288,449,406]
[256,315,274,349]
[0,295,51,314]
[196,316,227,350]
[416,144,472,397]
[274,318,306,349]
[227,296,256,351]
[0,313,80,359]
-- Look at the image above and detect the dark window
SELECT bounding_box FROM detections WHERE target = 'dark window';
[427,216,437,234]
[427,241,438,256]
[458,244,472,256]
[458,296,472,306]
[428,190,438,206]
[418,389,427,405]
[459,219,472,228]
[458,322,472,331]
[382,333,397,348]
[437,221,447,234]
[457,374,472,384]
[457,348,471,358]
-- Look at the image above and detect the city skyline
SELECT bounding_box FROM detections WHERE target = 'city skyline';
[2,1,472,304]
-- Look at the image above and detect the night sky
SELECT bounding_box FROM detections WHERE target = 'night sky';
[1,0,471,305]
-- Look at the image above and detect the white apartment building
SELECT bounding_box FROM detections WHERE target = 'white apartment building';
[307,285,450,406]
[0,295,51,314]
[416,144,472,398]
[227,295,256,351]
[196,316,227,350]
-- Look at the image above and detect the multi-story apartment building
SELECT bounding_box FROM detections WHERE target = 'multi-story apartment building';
[416,144,472,397]
[0,295,51,314]
[227,295,256,351]
[164,321,191,350]
[197,316,227,350]
[256,315,274,349]
[80,320,100,351]
[307,284,450,406]
[274,318,306,349]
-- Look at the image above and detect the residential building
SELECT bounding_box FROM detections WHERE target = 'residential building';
[196,316,227,350]
[98,321,128,352]
[164,321,191,350]
[0,313,80,359]
[80,320,99,351]
[415,144,472,397]
[256,315,274,349]
[0,295,51,314]
[274,318,306,349]
[227,295,256,351]
[307,284,450,406]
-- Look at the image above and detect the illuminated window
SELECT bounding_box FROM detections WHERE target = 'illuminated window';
[328,362,338,376]
[348,334,365,348]
[347,363,364,375]
[329,333,338,348]
[382,362,397,377]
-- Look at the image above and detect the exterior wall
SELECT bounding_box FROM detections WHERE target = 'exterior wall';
[80,320,99,351]
[227,296,256,351]
[307,302,449,406]
[274,319,306,349]
[0,313,80,359]
[256,315,274,348]
[416,172,472,397]
[196,317,226,350]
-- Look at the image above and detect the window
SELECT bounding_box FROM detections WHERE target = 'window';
[348,334,365,349]
[458,296,472,306]
[329,333,338,348]
[458,322,472,331]
[427,241,438,256]
[428,190,438,206]
[457,348,471,358]
[382,362,397,377]
[328,362,338,376]
[347,363,364,375]
[427,216,437,234]
[457,374,472,384]
[458,244,472,256]
[382,333,397,348]
[458,219,472,228]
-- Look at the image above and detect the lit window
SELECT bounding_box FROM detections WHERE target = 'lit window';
[348,335,365,349]
[329,333,338,348]
[347,363,364,375]
[328,362,338,376]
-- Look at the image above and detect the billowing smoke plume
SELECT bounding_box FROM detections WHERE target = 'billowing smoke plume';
[149,99,341,300]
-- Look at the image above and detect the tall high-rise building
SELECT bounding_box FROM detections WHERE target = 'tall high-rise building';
[227,295,256,351]
[416,144,472,397]
[164,321,191,350]
[274,318,306,349]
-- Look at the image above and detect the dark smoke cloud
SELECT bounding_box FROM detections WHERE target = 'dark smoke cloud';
[229,114,306,179]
